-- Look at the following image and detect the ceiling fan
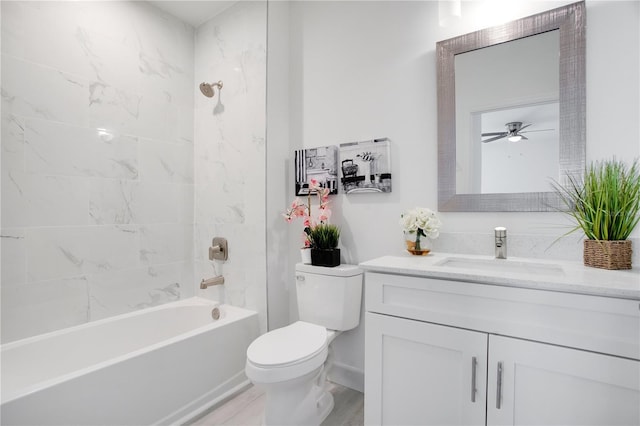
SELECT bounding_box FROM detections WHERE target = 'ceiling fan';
[481,121,552,143]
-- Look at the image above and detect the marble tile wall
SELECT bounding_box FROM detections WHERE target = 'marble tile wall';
[1,1,195,342]
[193,2,268,333]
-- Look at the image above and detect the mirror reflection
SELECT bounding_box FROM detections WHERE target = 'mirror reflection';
[455,30,560,194]
[478,102,559,193]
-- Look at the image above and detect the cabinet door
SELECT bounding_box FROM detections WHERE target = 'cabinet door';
[365,312,487,425]
[487,335,640,426]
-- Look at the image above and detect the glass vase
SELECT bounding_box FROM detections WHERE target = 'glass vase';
[404,231,432,256]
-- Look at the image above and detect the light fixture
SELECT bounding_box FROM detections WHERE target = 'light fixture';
[508,135,522,142]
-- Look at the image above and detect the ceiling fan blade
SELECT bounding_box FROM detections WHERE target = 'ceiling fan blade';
[521,128,555,133]
[481,132,507,136]
[482,134,507,143]
[520,135,529,140]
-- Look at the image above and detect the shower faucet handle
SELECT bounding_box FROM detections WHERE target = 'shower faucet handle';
[209,237,228,261]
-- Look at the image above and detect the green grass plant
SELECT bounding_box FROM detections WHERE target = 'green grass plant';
[553,159,640,240]
[309,224,341,249]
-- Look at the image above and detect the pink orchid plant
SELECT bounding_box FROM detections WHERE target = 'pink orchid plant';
[284,179,332,248]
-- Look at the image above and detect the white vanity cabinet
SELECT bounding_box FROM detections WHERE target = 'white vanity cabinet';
[363,268,640,426]
[486,335,639,426]
[365,312,488,425]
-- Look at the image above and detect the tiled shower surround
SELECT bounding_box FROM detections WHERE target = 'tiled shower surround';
[193,2,267,332]
[1,1,267,342]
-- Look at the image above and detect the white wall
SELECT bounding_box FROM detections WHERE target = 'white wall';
[1,1,195,342]
[267,0,640,391]
[194,1,268,333]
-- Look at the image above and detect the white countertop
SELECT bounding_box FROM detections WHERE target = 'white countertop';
[359,253,640,300]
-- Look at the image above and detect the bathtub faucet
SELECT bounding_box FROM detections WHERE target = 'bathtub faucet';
[200,275,225,289]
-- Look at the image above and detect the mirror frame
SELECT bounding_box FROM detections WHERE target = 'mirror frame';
[437,1,585,212]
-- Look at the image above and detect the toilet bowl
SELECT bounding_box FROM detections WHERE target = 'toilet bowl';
[245,264,363,426]
[246,322,338,425]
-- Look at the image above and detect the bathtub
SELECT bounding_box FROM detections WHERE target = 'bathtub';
[0,297,259,425]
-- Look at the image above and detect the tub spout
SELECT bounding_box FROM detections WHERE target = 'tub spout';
[200,275,225,289]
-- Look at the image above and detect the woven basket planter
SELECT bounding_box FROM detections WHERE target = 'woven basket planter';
[583,240,632,270]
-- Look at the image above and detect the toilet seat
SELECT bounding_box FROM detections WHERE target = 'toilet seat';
[245,321,328,383]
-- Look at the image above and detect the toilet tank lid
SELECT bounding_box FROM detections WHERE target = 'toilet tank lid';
[295,263,362,277]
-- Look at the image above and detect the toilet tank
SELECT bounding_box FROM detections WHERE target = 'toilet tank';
[295,263,363,331]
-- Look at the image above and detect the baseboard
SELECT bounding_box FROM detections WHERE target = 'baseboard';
[328,361,364,393]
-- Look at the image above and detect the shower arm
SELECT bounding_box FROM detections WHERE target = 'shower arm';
[206,80,223,90]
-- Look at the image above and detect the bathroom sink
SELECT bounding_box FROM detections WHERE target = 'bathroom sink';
[435,257,564,276]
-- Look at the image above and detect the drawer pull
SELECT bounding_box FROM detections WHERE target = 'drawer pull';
[471,356,477,402]
[496,361,503,409]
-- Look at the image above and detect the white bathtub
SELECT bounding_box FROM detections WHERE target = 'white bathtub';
[0,297,259,425]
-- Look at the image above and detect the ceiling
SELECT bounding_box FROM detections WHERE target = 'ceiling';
[148,1,236,27]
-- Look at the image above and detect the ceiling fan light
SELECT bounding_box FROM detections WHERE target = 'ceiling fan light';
[508,135,522,142]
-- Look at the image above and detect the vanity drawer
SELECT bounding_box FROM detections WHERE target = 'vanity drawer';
[365,272,640,360]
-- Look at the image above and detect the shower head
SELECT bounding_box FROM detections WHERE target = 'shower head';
[199,80,223,98]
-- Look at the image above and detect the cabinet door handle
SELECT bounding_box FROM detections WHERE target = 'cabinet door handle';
[496,361,503,409]
[471,356,477,402]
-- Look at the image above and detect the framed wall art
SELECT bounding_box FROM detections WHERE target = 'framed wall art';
[339,138,391,194]
[294,145,339,195]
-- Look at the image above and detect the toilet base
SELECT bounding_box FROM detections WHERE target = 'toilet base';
[257,367,334,426]
[315,389,335,424]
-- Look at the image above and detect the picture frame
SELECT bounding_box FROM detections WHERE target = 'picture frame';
[339,138,392,194]
[294,145,339,195]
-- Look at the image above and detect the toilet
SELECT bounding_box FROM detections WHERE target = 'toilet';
[245,263,363,426]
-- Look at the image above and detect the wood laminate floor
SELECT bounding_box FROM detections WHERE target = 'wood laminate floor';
[189,382,364,426]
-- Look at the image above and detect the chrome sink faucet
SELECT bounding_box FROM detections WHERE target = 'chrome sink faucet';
[495,227,507,259]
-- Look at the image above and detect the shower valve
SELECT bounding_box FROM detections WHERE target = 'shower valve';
[209,237,228,261]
